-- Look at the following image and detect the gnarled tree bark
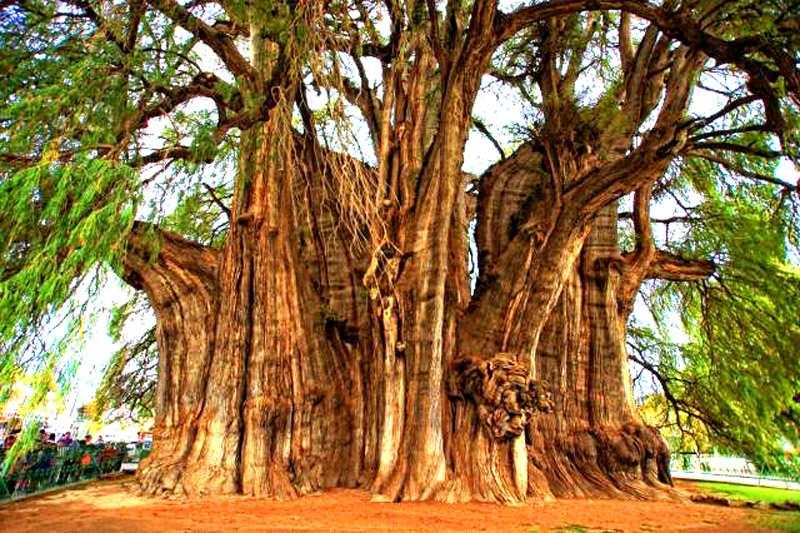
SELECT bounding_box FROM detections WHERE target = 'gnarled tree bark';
[123,222,220,496]
[116,0,734,506]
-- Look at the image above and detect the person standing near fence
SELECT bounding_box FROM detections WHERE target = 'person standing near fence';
[57,432,73,447]
[3,430,19,449]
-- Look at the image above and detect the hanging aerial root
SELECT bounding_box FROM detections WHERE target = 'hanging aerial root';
[452,353,553,440]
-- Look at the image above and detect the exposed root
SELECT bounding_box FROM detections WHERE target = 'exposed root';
[136,457,241,498]
[135,459,188,498]
[371,454,458,503]
[529,420,680,500]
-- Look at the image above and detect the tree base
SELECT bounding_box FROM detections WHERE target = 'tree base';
[136,420,677,503]
[529,421,678,500]
[135,458,240,498]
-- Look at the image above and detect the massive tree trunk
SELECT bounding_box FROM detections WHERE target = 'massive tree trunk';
[461,147,676,501]
[126,116,367,498]
[124,140,678,503]
[118,2,711,504]
[528,206,673,500]
[123,224,220,497]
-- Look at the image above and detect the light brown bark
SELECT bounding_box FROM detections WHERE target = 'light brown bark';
[127,115,368,498]
[119,2,711,505]
[123,223,220,496]
[124,129,685,503]
[462,147,675,501]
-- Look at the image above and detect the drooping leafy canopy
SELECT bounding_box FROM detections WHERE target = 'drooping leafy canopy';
[630,132,800,474]
[0,1,231,421]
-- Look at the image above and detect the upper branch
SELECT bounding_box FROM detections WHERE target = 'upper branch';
[146,0,257,82]
[567,47,704,216]
[630,183,655,264]
[138,72,239,128]
[616,183,656,316]
[495,1,799,115]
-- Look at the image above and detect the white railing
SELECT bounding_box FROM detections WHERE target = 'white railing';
[671,454,800,491]
[672,454,759,476]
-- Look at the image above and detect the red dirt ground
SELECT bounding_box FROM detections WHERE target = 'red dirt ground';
[0,477,792,531]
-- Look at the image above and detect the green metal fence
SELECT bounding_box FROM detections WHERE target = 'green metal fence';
[0,443,128,500]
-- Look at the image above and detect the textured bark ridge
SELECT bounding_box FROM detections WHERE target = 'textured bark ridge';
[123,223,220,497]
[526,206,675,500]
[126,119,366,498]
[117,3,716,504]
[459,144,681,501]
[123,134,683,502]
[122,144,683,502]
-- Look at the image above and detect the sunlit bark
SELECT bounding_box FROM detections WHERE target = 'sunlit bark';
[119,0,734,504]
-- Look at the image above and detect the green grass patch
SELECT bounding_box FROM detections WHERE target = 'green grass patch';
[696,482,800,504]
[693,482,800,531]
[751,511,800,531]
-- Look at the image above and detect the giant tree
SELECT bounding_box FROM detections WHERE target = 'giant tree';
[1,0,798,503]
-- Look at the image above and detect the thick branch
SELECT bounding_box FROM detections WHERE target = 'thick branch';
[631,183,655,261]
[129,101,268,167]
[619,12,634,73]
[685,95,760,131]
[567,48,703,217]
[122,221,219,296]
[642,250,715,282]
[138,72,238,127]
[147,0,256,81]
[618,212,702,226]
[688,124,772,143]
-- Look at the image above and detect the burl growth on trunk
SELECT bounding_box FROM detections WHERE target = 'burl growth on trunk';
[452,353,553,440]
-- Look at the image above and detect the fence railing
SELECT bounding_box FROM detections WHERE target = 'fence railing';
[670,453,800,490]
[671,453,760,476]
[0,443,137,501]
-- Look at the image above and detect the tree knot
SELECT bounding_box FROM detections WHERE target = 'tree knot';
[452,353,553,441]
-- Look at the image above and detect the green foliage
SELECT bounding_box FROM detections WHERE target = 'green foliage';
[756,513,800,532]
[90,326,156,424]
[0,157,139,437]
[161,181,231,247]
[89,292,156,424]
[0,0,336,437]
[632,124,800,474]
[1,420,39,474]
[0,2,226,455]
[637,390,714,453]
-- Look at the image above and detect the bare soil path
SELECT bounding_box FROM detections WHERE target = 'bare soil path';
[0,478,793,531]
